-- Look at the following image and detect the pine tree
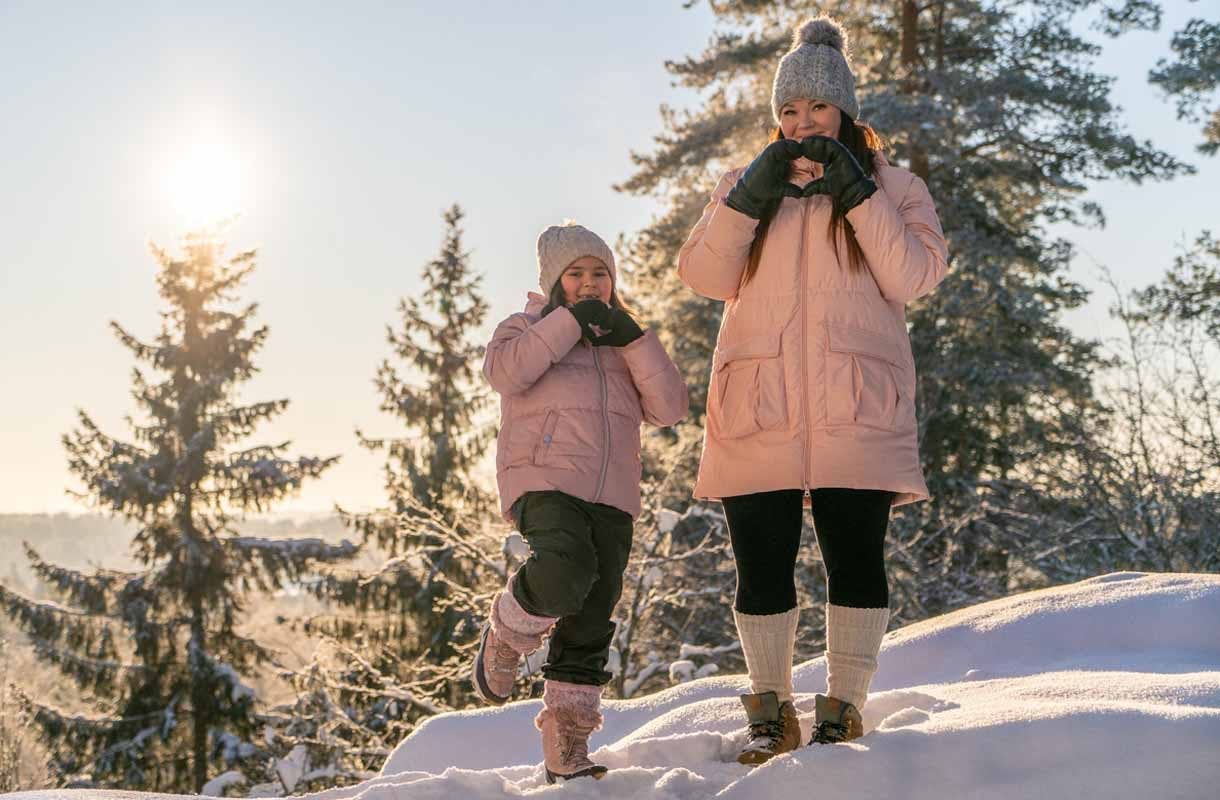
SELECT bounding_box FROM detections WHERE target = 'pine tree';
[289,204,499,764]
[0,231,353,792]
[357,204,494,517]
[1150,14,1220,155]
[618,0,1192,617]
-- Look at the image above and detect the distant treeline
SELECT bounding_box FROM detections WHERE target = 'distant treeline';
[0,513,346,593]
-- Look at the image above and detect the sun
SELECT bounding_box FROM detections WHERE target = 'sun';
[166,133,244,228]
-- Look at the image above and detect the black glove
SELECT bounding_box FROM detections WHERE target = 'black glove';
[591,307,645,347]
[798,135,878,212]
[724,139,805,219]
[567,298,614,339]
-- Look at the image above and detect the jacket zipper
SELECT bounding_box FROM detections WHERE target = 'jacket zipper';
[592,345,610,503]
[799,197,812,492]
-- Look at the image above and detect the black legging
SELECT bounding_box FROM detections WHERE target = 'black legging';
[722,487,894,613]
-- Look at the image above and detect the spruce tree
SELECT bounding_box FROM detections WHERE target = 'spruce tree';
[0,232,352,792]
[357,203,493,517]
[619,0,1191,616]
[299,203,498,741]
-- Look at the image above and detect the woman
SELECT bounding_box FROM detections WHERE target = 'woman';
[676,15,949,765]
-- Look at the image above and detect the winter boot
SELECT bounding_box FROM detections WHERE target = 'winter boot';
[810,693,864,744]
[736,690,803,765]
[471,578,556,705]
[536,681,608,783]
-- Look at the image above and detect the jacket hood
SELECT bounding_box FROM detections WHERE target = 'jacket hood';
[524,291,549,316]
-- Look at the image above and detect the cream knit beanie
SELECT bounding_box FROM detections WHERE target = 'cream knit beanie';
[771,15,860,122]
[536,221,616,295]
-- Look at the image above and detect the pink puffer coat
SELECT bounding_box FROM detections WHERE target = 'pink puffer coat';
[677,152,948,506]
[484,293,689,522]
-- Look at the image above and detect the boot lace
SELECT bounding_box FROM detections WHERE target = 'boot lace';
[561,721,597,766]
[811,719,849,744]
[745,718,785,750]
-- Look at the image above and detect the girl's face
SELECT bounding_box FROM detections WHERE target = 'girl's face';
[560,256,613,306]
[779,97,842,141]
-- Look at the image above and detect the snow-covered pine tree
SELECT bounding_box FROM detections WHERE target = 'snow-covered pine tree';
[0,232,354,793]
[356,203,494,518]
[288,204,500,770]
[1149,13,1220,155]
[617,0,1192,620]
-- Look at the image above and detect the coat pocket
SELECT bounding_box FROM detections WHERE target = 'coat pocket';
[532,410,561,466]
[710,333,787,439]
[825,323,906,431]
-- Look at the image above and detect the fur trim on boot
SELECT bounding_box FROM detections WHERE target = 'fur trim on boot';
[535,681,607,783]
[471,578,555,705]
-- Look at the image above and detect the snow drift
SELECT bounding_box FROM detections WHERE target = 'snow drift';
[10,571,1220,799]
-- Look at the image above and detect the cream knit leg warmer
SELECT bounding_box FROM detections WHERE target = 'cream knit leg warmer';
[734,607,800,703]
[825,603,890,710]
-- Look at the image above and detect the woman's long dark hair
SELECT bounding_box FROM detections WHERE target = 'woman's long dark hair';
[741,110,884,287]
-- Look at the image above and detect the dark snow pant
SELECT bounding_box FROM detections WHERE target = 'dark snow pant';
[721,487,895,614]
[509,490,633,687]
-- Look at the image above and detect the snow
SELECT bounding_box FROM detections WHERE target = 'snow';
[9,572,1220,799]
[200,771,245,796]
[656,509,680,534]
[275,745,309,794]
[502,532,530,562]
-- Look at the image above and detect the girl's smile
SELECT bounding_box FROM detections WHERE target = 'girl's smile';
[560,256,613,306]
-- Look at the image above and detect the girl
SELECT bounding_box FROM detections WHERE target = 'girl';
[472,221,688,782]
[677,16,949,764]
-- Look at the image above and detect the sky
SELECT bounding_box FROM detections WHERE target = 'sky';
[1,1,1217,516]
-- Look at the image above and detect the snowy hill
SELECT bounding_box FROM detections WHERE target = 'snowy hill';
[9,572,1220,799]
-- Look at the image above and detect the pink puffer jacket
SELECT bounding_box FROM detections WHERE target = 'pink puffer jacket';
[484,293,689,522]
[677,152,948,506]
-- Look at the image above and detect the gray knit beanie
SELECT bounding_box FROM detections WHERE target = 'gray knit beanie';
[536,221,616,295]
[771,15,859,123]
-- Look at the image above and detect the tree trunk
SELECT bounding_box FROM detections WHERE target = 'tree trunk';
[902,0,930,180]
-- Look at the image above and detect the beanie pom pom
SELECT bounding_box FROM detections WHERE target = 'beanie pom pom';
[794,16,847,53]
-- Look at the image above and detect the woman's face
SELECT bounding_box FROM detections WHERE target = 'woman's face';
[779,97,842,141]
[560,256,613,306]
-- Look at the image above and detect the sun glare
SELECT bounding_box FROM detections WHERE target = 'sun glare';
[166,132,245,227]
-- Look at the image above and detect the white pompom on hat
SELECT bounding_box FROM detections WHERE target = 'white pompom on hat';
[771,15,860,122]
[536,221,616,295]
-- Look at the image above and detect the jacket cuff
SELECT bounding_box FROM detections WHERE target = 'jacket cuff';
[845,183,900,232]
[531,306,582,360]
[701,200,759,257]
[620,329,670,381]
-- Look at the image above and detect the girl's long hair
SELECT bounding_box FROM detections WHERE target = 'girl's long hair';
[741,110,884,287]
